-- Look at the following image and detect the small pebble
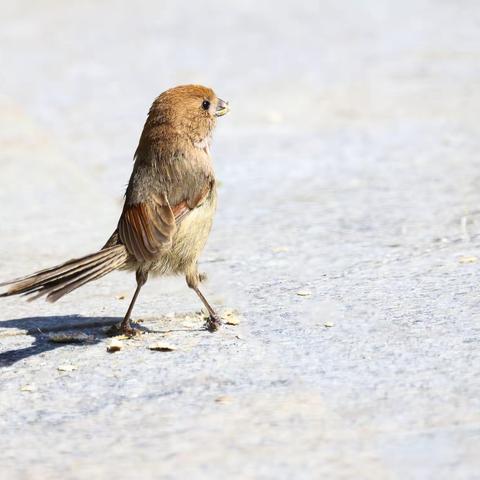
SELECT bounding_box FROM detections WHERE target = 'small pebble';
[20,385,36,392]
[57,364,77,372]
[48,332,93,343]
[223,309,240,325]
[107,339,123,353]
[458,255,477,264]
[296,290,312,297]
[149,342,177,352]
[215,395,233,404]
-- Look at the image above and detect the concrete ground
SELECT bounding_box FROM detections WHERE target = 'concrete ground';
[1,1,480,478]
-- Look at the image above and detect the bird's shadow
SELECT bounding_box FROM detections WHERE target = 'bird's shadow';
[0,315,119,368]
[0,314,207,367]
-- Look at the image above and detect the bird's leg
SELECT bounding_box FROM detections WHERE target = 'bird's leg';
[186,270,221,332]
[120,270,148,336]
[193,285,222,332]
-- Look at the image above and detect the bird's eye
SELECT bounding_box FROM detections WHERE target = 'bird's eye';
[202,100,210,110]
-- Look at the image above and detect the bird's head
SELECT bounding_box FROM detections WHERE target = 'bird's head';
[147,85,229,144]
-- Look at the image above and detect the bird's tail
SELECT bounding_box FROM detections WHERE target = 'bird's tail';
[0,245,129,303]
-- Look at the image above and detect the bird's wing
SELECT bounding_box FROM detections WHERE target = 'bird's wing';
[169,179,213,222]
[118,182,213,262]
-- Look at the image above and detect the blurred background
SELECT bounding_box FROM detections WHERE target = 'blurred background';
[1,1,480,478]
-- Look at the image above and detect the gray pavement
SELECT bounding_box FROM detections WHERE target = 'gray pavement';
[1,1,480,478]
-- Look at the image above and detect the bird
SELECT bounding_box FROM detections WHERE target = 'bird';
[0,84,230,336]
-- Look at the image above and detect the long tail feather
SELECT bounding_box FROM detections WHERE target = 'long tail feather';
[0,245,128,302]
[0,248,119,288]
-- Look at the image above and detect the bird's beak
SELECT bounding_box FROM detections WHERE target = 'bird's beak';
[215,98,230,117]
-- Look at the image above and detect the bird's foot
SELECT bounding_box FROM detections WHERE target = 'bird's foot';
[199,272,208,283]
[205,313,222,332]
[122,324,142,338]
[107,322,142,338]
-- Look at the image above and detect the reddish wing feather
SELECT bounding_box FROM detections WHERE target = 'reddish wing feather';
[172,182,212,222]
[118,185,212,262]
[118,193,175,262]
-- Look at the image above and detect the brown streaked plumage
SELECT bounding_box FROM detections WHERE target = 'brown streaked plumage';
[0,84,230,335]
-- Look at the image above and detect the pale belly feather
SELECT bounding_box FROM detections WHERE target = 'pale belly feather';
[149,189,217,276]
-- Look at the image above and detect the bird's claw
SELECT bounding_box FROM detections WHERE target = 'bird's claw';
[122,326,142,338]
[107,322,142,338]
[205,314,222,332]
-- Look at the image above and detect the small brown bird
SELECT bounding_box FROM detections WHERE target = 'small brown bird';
[0,85,230,335]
